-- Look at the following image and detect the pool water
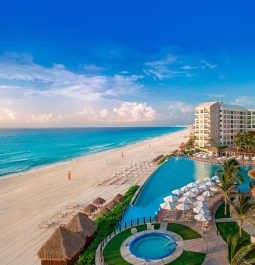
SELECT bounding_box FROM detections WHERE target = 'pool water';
[121,157,253,225]
[129,232,176,260]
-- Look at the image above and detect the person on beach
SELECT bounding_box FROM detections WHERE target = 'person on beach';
[67,170,72,180]
[122,152,124,158]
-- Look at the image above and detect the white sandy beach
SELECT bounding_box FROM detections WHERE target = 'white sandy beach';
[0,127,191,265]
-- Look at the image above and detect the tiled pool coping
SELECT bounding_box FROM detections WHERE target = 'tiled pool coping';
[120,230,183,265]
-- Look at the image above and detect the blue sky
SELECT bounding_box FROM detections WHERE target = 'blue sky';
[0,0,255,127]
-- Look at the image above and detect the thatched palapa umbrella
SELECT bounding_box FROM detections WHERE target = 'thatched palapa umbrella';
[83,204,97,215]
[37,226,84,265]
[92,197,106,206]
[95,207,111,217]
[66,212,97,238]
[113,194,124,203]
[106,200,118,210]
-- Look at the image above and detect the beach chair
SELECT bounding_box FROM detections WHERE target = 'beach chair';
[147,223,154,230]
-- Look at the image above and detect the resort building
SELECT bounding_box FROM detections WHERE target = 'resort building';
[194,101,255,147]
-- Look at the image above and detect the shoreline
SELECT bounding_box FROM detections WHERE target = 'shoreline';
[0,127,186,180]
[0,127,191,265]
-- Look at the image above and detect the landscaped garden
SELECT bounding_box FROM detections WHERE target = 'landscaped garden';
[76,185,139,265]
[102,223,205,265]
[214,158,255,264]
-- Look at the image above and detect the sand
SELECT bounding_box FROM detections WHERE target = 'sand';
[0,127,191,265]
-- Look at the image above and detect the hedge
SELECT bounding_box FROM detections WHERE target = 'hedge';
[75,185,139,265]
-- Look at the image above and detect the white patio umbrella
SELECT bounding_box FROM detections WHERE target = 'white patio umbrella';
[187,182,197,188]
[190,187,200,193]
[196,195,207,202]
[164,195,178,202]
[202,177,211,183]
[180,186,189,193]
[160,201,176,210]
[178,196,193,204]
[193,205,209,214]
[210,186,219,192]
[205,181,213,186]
[203,190,214,197]
[193,200,208,206]
[194,213,212,222]
[199,184,208,191]
[172,189,183,196]
[183,191,198,198]
[176,202,191,211]
[195,179,204,184]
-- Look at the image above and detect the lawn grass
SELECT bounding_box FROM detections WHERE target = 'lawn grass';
[216,222,250,242]
[215,203,230,219]
[103,223,204,265]
[167,250,206,265]
[167,223,201,240]
[103,224,147,265]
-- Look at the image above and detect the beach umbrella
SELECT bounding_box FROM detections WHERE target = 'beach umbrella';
[203,190,214,197]
[160,201,176,210]
[199,184,208,191]
[92,197,106,206]
[187,182,197,188]
[193,205,209,214]
[195,179,204,184]
[172,189,183,196]
[178,196,193,204]
[190,187,200,193]
[202,177,211,183]
[196,195,207,202]
[194,213,212,222]
[193,200,208,207]
[205,181,213,186]
[164,195,178,202]
[183,191,198,198]
[176,203,191,211]
[210,186,219,192]
[180,186,189,193]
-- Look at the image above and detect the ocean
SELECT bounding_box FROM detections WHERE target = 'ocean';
[0,127,184,177]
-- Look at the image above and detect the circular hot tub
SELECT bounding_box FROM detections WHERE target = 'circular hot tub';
[129,232,176,260]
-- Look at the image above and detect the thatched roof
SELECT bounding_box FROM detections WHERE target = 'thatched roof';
[37,226,84,260]
[65,212,96,238]
[248,169,255,180]
[105,200,118,210]
[83,204,97,215]
[112,194,124,203]
[92,197,106,206]
[96,207,110,216]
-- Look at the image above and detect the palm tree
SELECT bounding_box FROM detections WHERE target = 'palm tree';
[228,234,255,265]
[216,175,236,215]
[230,192,255,236]
[216,158,243,186]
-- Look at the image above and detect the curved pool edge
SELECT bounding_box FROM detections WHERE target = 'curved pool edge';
[120,230,184,265]
[130,159,169,206]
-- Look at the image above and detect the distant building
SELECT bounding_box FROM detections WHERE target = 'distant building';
[194,101,255,148]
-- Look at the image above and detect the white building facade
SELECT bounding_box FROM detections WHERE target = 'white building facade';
[194,102,255,148]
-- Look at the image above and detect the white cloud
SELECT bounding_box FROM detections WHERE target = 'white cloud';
[26,113,63,124]
[230,96,253,106]
[78,102,156,124]
[0,108,16,121]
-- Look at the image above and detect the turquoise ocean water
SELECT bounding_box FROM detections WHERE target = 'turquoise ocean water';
[0,127,184,177]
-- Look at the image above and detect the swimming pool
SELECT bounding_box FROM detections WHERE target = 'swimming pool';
[121,157,253,225]
[129,232,176,260]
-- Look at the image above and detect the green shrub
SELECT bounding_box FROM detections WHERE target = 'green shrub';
[75,185,139,265]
